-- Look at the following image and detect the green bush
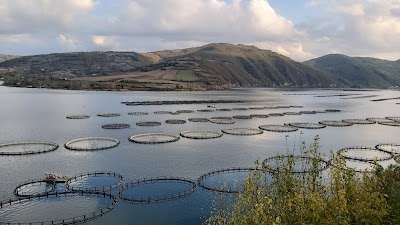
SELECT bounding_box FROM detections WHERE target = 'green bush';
[207,136,399,225]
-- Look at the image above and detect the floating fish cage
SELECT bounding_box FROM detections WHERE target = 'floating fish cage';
[128,112,148,116]
[289,122,326,129]
[299,111,316,115]
[284,112,302,116]
[313,110,328,113]
[386,116,400,122]
[221,128,263,136]
[66,115,90,119]
[325,109,341,112]
[14,180,56,197]
[180,130,223,139]
[366,117,393,123]
[188,118,210,123]
[289,105,304,108]
[249,107,265,110]
[250,114,269,118]
[216,108,232,111]
[0,142,59,156]
[337,147,393,162]
[66,171,124,192]
[136,121,162,127]
[154,111,172,115]
[378,121,400,127]
[129,133,180,144]
[276,105,291,109]
[165,119,186,124]
[101,123,131,129]
[232,108,248,111]
[175,110,194,114]
[319,120,353,127]
[97,113,121,117]
[0,191,117,225]
[264,106,278,109]
[375,144,400,155]
[258,125,298,132]
[342,119,375,125]
[268,113,284,117]
[232,115,252,120]
[344,159,382,173]
[197,167,262,193]
[209,119,235,124]
[197,109,214,112]
[64,137,119,151]
[211,116,233,120]
[262,155,330,174]
[118,177,196,204]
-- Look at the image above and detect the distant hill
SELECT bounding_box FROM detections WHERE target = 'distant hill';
[305,54,400,88]
[0,44,342,90]
[0,54,18,62]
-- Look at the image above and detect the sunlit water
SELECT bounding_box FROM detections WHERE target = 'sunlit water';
[0,83,399,224]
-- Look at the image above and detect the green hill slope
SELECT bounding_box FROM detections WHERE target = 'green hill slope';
[305,54,400,88]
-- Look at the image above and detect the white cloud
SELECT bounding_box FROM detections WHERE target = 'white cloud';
[57,34,77,49]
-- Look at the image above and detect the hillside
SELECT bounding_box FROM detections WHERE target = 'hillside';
[0,44,344,90]
[305,54,400,88]
[0,54,18,62]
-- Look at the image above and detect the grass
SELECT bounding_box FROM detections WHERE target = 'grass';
[176,70,198,81]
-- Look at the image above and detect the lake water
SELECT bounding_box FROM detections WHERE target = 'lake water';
[0,83,399,224]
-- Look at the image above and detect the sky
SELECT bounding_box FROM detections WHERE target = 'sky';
[0,0,399,61]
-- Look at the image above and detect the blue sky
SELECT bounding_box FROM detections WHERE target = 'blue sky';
[0,0,399,61]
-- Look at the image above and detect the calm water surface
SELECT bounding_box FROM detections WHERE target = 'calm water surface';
[0,83,399,224]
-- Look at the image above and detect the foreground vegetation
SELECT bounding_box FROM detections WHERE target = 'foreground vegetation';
[208,136,400,225]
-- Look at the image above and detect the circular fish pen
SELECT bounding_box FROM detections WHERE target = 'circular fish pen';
[319,120,353,127]
[209,119,235,124]
[222,128,263,136]
[342,119,375,125]
[154,111,172,115]
[65,137,119,151]
[197,168,264,193]
[176,110,194,114]
[216,108,232,111]
[250,114,269,118]
[232,108,248,111]
[66,171,124,192]
[337,147,393,162]
[290,105,304,108]
[232,115,252,120]
[262,155,330,174]
[378,121,400,127]
[325,109,341,112]
[386,116,400,122]
[375,144,400,155]
[366,117,393,123]
[211,116,233,120]
[180,130,223,139]
[0,142,58,156]
[128,112,148,116]
[313,110,328,114]
[66,115,90,119]
[165,119,186,124]
[276,105,291,109]
[284,112,302,116]
[299,111,316,115]
[259,125,298,132]
[0,191,117,225]
[14,180,56,197]
[249,107,265,110]
[97,113,121,117]
[101,123,131,129]
[197,109,214,112]
[344,159,382,173]
[118,177,196,204]
[289,122,326,129]
[268,113,284,117]
[188,118,209,123]
[129,133,180,144]
[136,121,162,127]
